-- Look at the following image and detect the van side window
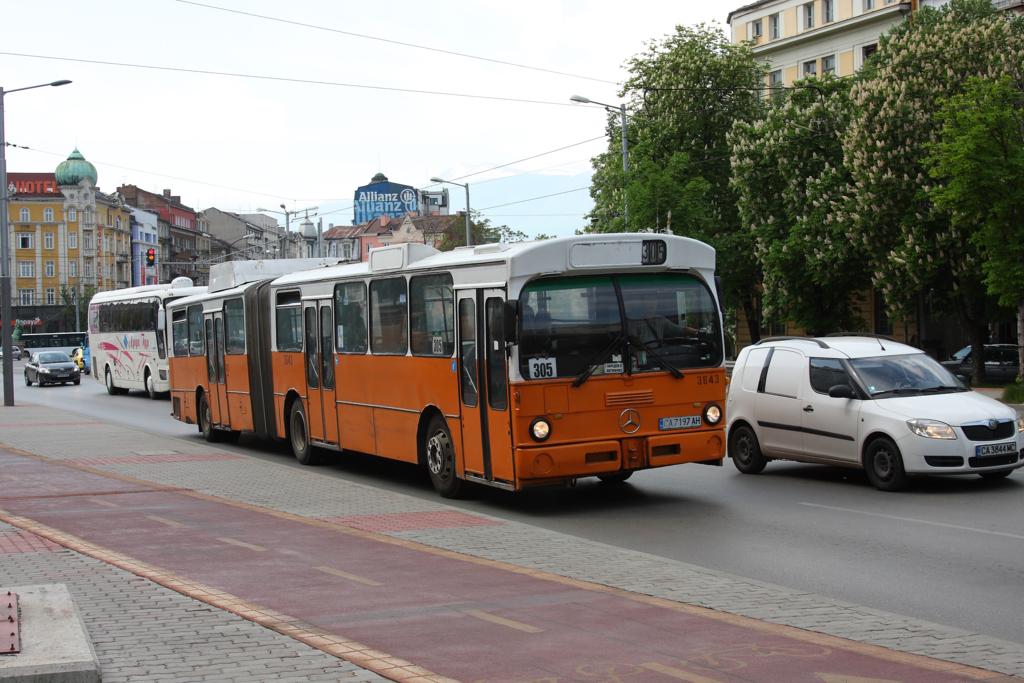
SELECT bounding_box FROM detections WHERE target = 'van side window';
[741,348,769,391]
[761,348,802,398]
[809,358,849,394]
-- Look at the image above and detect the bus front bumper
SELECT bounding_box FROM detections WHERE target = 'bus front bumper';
[514,430,725,481]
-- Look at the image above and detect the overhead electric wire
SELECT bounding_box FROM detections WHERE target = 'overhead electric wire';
[479,187,590,211]
[447,137,605,182]
[176,0,618,85]
[0,52,579,107]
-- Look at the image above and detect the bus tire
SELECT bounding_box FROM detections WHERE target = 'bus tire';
[199,393,222,443]
[597,471,633,484]
[289,400,323,466]
[145,369,159,400]
[105,367,126,396]
[424,415,465,499]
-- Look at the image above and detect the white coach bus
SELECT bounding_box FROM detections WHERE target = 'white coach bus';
[89,277,207,398]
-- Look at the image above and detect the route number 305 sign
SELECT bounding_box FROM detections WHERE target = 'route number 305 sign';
[528,357,557,379]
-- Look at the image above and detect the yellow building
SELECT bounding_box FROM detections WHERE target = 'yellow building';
[6,149,131,328]
[728,0,913,89]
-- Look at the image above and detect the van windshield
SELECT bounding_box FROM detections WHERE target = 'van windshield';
[849,353,966,397]
[518,273,722,381]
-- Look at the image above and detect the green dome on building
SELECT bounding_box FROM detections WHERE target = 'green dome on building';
[55,148,98,186]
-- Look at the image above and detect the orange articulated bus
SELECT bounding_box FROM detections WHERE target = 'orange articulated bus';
[166,234,727,497]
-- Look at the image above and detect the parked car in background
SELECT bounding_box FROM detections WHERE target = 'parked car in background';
[0,345,24,360]
[70,346,91,374]
[941,344,1020,385]
[726,336,1023,491]
[24,351,81,387]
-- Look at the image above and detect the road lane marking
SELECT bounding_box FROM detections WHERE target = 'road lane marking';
[462,609,543,633]
[89,497,119,508]
[313,565,383,586]
[640,662,722,682]
[799,502,1024,540]
[146,515,186,529]
[216,537,266,551]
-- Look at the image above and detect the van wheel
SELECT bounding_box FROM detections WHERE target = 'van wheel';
[597,472,633,484]
[864,436,908,491]
[424,416,465,498]
[729,424,767,474]
[289,400,322,465]
[199,393,222,442]
[145,369,159,400]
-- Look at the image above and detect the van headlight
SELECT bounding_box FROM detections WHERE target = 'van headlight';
[1016,414,1024,434]
[907,419,957,440]
[530,418,551,442]
[703,403,722,425]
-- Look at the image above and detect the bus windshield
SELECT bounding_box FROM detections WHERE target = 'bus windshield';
[518,273,722,380]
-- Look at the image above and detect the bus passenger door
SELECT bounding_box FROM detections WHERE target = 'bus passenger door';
[204,314,229,426]
[303,302,338,445]
[456,289,513,485]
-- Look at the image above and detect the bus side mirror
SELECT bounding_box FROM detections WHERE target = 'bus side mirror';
[157,309,166,331]
[503,300,518,343]
[714,275,725,316]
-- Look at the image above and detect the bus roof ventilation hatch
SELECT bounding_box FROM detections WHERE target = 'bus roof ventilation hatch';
[369,243,440,273]
[169,276,195,288]
[473,243,510,255]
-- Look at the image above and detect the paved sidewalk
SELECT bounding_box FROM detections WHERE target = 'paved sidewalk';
[0,404,1022,681]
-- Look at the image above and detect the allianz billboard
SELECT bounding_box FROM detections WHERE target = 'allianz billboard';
[353,176,418,224]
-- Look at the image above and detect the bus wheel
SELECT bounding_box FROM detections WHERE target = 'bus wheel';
[424,416,465,499]
[289,400,322,465]
[104,367,126,396]
[145,369,159,400]
[199,393,222,442]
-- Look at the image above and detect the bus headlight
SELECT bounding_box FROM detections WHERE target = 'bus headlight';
[703,403,722,425]
[530,418,551,442]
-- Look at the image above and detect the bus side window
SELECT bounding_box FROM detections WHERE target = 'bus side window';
[171,309,189,357]
[370,277,408,355]
[334,283,368,354]
[459,298,478,407]
[486,298,508,410]
[224,299,245,354]
[187,304,204,356]
[275,291,303,352]
[410,273,454,357]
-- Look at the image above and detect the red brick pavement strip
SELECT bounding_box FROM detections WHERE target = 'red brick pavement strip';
[65,453,244,466]
[323,511,504,532]
[0,530,61,553]
[0,446,1016,682]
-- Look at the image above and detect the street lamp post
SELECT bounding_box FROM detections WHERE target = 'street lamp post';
[0,79,71,407]
[570,94,629,227]
[257,204,317,259]
[430,177,471,247]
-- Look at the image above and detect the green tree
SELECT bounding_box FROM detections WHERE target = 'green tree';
[585,24,767,342]
[926,76,1024,379]
[730,77,867,334]
[843,0,1024,379]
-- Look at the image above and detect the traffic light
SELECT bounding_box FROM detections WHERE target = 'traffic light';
[146,248,156,267]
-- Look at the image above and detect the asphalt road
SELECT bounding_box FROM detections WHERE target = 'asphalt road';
[7,365,1024,645]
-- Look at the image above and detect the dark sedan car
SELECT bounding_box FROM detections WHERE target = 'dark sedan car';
[24,351,81,386]
[941,344,1020,384]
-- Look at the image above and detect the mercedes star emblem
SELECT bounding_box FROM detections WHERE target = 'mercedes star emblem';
[619,408,641,434]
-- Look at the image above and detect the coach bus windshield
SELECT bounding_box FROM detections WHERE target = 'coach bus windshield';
[518,273,722,381]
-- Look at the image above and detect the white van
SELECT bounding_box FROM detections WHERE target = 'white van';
[726,336,1023,490]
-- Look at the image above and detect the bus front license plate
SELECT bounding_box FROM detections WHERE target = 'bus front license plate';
[659,416,701,431]
[975,442,1016,457]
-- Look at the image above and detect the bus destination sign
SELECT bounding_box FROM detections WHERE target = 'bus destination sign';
[641,239,667,265]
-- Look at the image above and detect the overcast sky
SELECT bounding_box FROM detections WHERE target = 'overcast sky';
[2,1,727,238]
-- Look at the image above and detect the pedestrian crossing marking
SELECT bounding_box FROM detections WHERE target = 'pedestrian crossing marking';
[216,537,266,551]
[313,565,383,586]
[463,609,543,634]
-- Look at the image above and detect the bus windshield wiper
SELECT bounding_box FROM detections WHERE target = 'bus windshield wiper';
[628,335,684,380]
[572,333,625,388]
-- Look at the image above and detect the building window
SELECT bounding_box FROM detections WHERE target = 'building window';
[823,0,835,23]
[803,59,818,76]
[83,235,93,250]
[19,208,29,222]
[822,54,836,74]
[69,261,78,277]
[17,233,32,249]
[115,217,121,230]
[44,233,54,250]
[84,261,93,278]
[18,289,34,306]
[43,208,54,222]
[68,233,78,249]
[769,69,784,98]
[750,18,763,39]
[769,13,781,39]
[863,43,878,62]
[68,208,77,221]
[45,288,55,305]
[804,1,815,28]
[18,261,34,277]
[45,261,55,278]
[865,0,875,9]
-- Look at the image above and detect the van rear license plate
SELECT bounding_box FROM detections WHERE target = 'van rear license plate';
[975,442,1017,457]
[659,416,701,430]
